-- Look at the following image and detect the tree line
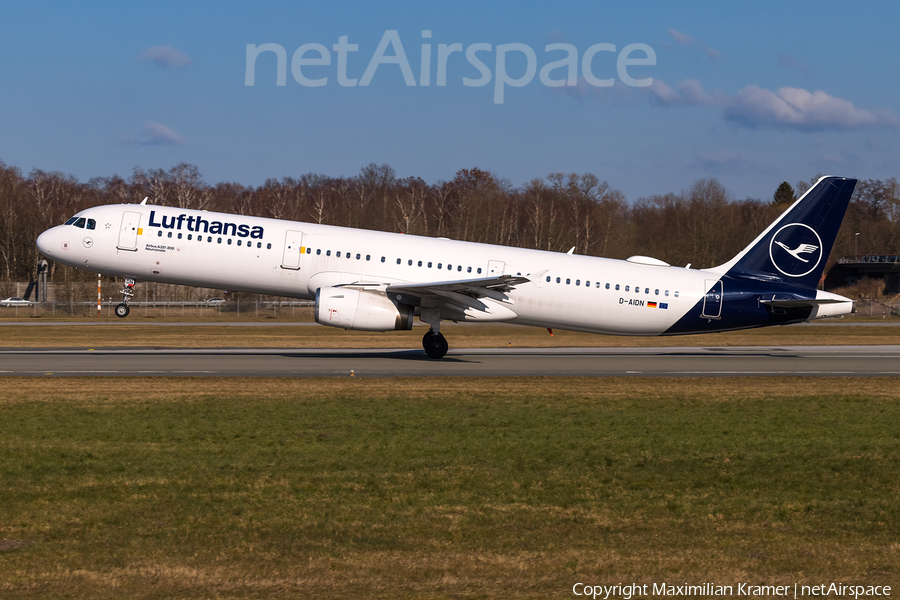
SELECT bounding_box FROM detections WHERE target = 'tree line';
[1,159,898,285]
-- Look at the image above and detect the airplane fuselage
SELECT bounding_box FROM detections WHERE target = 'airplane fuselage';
[36,200,852,339]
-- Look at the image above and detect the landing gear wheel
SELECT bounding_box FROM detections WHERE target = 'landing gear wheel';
[422,330,448,359]
[115,303,130,318]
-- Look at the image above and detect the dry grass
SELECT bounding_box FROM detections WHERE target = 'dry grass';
[2,375,900,405]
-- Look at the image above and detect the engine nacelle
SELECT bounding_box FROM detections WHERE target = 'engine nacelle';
[315,287,414,331]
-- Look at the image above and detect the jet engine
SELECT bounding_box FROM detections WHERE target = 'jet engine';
[314,287,414,331]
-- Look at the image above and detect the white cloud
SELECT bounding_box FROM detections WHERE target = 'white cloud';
[553,70,899,133]
[139,46,191,68]
[667,28,720,60]
[724,86,900,130]
[119,122,185,146]
[648,79,722,106]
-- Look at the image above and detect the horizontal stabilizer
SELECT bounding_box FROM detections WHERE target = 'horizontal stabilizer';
[760,298,846,308]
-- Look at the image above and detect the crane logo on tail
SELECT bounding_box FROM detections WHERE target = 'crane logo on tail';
[768,223,823,278]
[773,241,818,263]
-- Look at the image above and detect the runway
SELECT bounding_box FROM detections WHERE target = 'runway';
[2,345,899,377]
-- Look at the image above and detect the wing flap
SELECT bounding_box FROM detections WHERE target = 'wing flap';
[385,274,531,320]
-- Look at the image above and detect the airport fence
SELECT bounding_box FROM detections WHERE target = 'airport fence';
[0,300,315,319]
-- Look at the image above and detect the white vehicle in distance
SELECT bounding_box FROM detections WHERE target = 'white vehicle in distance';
[203,297,226,305]
[0,297,32,307]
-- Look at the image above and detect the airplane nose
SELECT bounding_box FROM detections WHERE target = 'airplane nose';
[36,229,55,257]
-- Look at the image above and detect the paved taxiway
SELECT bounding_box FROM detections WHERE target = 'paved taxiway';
[1,346,899,377]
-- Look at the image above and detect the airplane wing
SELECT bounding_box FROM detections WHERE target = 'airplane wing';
[383,274,532,320]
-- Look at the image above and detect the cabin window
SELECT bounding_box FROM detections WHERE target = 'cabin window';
[326,250,331,256]
[625,285,630,292]
[396,258,401,264]
[158,231,163,237]
[655,289,659,295]
[381,256,385,263]
[217,238,222,244]
[427,262,432,268]
[458,265,462,272]
[408,259,413,266]
[336,251,341,257]
[477,268,482,274]
[585,280,590,287]
[615,284,620,290]
[467,267,472,273]
[665,290,669,296]
[446,264,452,270]
[645,288,649,294]
[236,239,241,246]
[257,242,262,248]
[674,291,679,298]
[267,243,272,249]
[366,254,371,261]
[167,232,173,238]
[546,276,551,282]
[177,233,182,239]
[86,219,96,230]
[576,280,581,286]
[556,277,561,283]
[188,234,193,241]
[356,253,361,260]
[566,278,571,285]
[227,239,232,245]
[437,263,442,269]
[306,248,311,254]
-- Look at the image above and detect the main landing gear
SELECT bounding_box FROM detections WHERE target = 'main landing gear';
[419,307,448,359]
[422,330,448,359]
[115,277,136,319]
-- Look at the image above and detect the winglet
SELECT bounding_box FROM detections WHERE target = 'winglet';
[140,197,148,205]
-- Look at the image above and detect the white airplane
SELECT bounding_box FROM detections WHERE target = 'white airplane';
[36,176,857,358]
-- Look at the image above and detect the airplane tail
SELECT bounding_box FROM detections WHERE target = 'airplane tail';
[712,176,857,289]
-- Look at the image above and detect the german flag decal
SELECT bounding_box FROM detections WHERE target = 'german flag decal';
[647,301,657,308]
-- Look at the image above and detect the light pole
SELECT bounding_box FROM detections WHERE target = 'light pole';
[855,232,859,257]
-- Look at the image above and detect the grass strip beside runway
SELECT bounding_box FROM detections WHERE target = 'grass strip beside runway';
[1,377,898,599]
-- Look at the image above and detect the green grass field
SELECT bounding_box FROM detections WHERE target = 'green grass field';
[1,377,898,599]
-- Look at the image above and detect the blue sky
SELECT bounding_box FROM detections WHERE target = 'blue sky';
[1,1,898,201]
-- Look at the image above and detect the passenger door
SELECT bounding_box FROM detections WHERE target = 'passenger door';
[281,230,304,269]
[701,280,723,319]
[117,211,141,251]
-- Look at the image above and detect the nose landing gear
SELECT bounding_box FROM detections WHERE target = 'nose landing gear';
[115,278,135,318]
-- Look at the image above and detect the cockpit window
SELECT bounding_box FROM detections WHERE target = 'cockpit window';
[86,218,96,230]
[65,217,78,225]
[73,218,86,228]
